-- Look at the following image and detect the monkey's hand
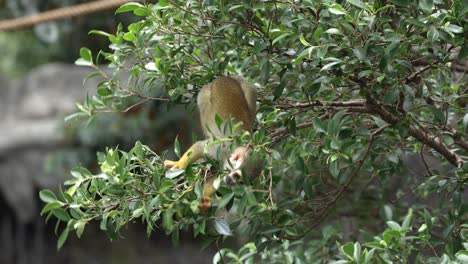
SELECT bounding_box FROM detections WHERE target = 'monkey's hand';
[163,159,189,169]
[198,197,212,212]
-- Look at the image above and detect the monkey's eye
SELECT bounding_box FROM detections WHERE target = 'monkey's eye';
[231,170,242,181]
[224,175,236,185]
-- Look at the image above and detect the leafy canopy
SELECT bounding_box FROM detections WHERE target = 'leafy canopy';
[40,0,467,263]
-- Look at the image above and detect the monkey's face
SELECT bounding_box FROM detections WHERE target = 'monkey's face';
[222,146,251,186]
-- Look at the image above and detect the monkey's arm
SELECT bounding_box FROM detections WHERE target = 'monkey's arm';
[198,177,216,212]
[164,140,217,212]
[163,140,206,169]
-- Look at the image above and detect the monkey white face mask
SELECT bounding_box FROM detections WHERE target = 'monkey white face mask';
[222,146,251,185]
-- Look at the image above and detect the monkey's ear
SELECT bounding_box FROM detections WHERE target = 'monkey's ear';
[231,151,243,161]
[229,152,246,170]
[231,147,249,161]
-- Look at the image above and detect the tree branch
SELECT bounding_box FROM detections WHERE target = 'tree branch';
[270,113,329,138]
[366,97,464,167]
[402,65,432,84]
[276,99,366,109]
[272,96,465,167]
[272,81,465,167]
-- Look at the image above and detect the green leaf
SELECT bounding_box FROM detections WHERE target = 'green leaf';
[194,181,203,200]
[273,79,287,100]
[353,242,361,262]
[174,136,181,158]
[57,228,69,250]
[74,221,86,238]
[428,105,445,122]
[218,193,234,208]
[314,28,323,43]
[272,32,292,45]
[294,47,314,64]
[171,227,179,245]
[303,177,313,199]
[443,24,463,34]
[329,4,347,15]
[115,2,144,14]
[418,0,433,12]
[162,211,174,233]
[313,118,326,134]
[385,40,400,57]
[246,191,257,205]
[463,114,468,133]
[299,34,312,47]
[88,30,111,37]
[261,59,271,84]
[214,219,233,236]
[215,114,223,130]
[132,207,144,218]
[39,190,58,203]
[64,112,88,122]
[383,88,398,104]
[165,168,185,179]
[456,251,468,262]
[405,18,425,28]
[324,28,341,35]
[353,48,367,62]
[70,167,89,179]
[342,242,354,258]
[190,200,200,214]
[52,208,71,222]
[383,229,401,242]
[459,42,468,61]
[386,221,401,231]
[41,202,62,215]
[364,248,376,263]
[346,0,369,11]
[194,220,206,237]
[321,61,341,71]
[79,47,92,62]
[365,242,385,249]
[156,0,170,8]
[75,58,93,67]
[402,208,413,229]
[288,116,296,135]
[329,159,340,178]
[427,28,439,41]
[423,209,432,233]
[123,32,136,42]
[133,8,150,16]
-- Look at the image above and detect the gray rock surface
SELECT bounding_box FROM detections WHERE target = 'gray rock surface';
[0,63,99,222]
[0,62,212,264]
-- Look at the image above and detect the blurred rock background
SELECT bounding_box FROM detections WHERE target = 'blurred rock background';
[0,1,209,263]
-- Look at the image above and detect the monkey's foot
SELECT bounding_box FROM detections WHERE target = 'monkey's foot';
[163,159,187,169]
[198,197,212,212]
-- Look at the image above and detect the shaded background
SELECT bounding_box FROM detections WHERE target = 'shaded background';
[0,1,212,263]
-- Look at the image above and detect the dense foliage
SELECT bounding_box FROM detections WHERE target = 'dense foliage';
[40,0,467,263]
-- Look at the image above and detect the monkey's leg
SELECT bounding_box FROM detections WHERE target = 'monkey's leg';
[163,140,205,169]
[198,177,216,212]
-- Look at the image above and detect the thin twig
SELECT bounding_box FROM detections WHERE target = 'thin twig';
[276,99,366,109]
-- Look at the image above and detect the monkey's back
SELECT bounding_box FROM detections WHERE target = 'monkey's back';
[198,76,253,137]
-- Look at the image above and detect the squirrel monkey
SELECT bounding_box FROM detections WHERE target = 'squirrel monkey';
[163,76,257,211]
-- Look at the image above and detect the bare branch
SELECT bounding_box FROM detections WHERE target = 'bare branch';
[270,113,329,138]
[402,65,432,84]
[273,96,465,167]
[366,97,465,167]
[276,99,366,109]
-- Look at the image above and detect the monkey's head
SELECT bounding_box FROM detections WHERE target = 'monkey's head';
[222,146,251,185]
